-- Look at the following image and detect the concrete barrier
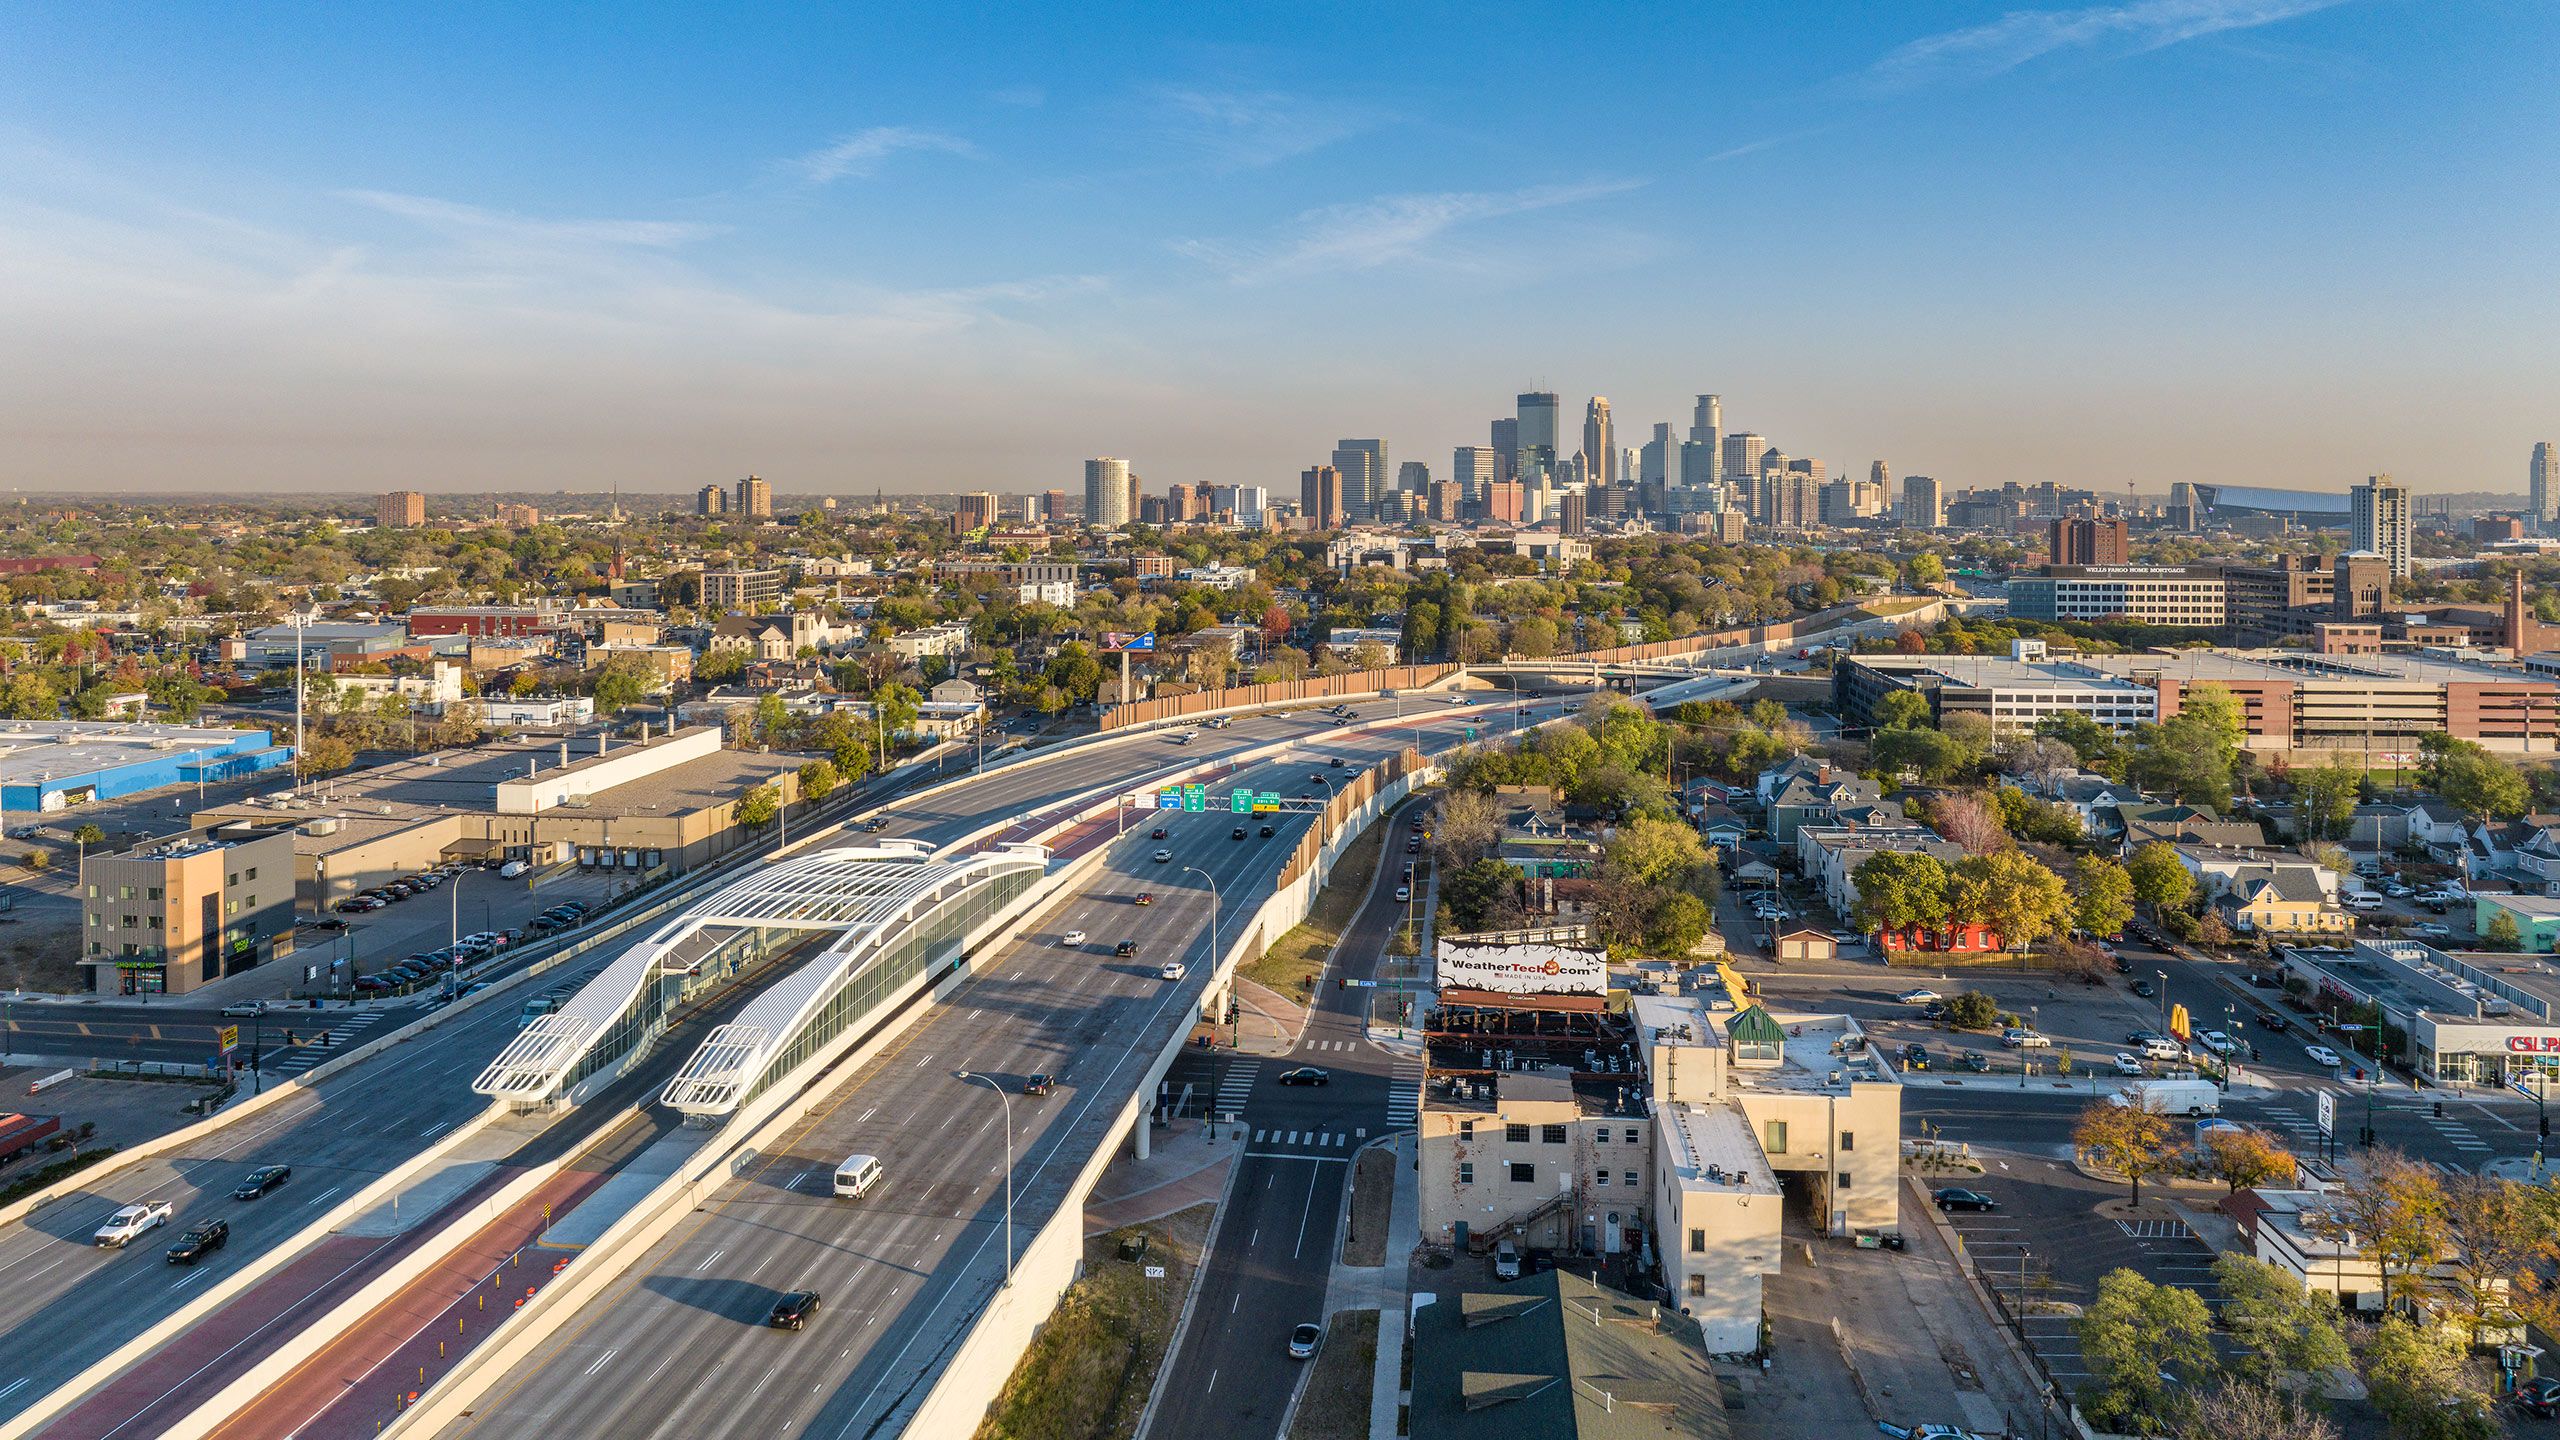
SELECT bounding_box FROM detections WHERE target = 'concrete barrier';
[0,1100,508,1440]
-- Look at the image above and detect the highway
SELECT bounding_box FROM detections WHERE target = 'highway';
[421,700,1569,1440]
[0,690,1569,1433]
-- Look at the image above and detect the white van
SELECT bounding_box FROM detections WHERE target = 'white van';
[2111,1078,2220,1117]
[498,860,529,878]
[834,1153,883,1199]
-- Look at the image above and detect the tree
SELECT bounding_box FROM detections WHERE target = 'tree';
[1442,859,1523,932]
[735,783,781,829]
[2072,855,2137,940]
[1951,850,2073,955]
[71,822,106,850]
[2481,910,2523,952]
[1644,892,1714,955]
[2309,1148,2446,1314]
[1870,725,1974,784]
[2179,1381,2340,1440]
[1872,689,1933,730]
[2434,746,2531,824]
[295,733,355,778]
[590,653,656,713]
[2293,757,2363,843]
[2075,1268,2215,1435]
[873,681,922,747]
[2129,683,2245,812]
[797,759,840,804]
[1602,817,1707,892]
[754,692,791,747]
[1431,790,1501,869]
[0,672,58,720]
[1941,990,2001,1030]
[2127,841,2196,914]
[2434,1174,2560,1348]
[2209,1254,2349,1386]
[1993,785,2085,846]
[2361,1315,2497,1440]
[1929,790,2009,856]
[695,647,747,683]
[2074,1098,2180,1207]
[1906,552,1946,588]
[1851,850,1951,936]
[2199,1126,2296,1194]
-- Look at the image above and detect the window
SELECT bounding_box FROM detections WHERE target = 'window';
[149,917,163,930]
[1505,1123,1530,1143]
[1508,1162,1535,1184]
[246,867,258,881]
[1687,1274,1706,1297]
[1689,1228,1705,1253]
[1595,1171,1610,1186]
[1764,1120,1789,1154]
[122,915,137,928]
[1838,1174,1852,1191]
[1458,1162,1474,1185]
[118,886,132,901]
[1623,1127,1640,1145]
[227,873,238,887]
[1624,1171,1637,1187]
[1541,1124,1567,1144]
[1458,1120,1475,1139]
[85,884,96,899]
[1840,1131,1855,1152]
[146,887,162,902]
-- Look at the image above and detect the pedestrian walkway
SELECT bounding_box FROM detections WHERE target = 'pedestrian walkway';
[1384,1060,1422,1129]
[1315,1135,1417,1440]
[265,1011,386,1076]
[1084,1120,1244,1235]
[1299,1037,1365,1053]
[1210,1058,1262,1120]
[1246,1125,1370,1162]
[1232,975,1309,1057]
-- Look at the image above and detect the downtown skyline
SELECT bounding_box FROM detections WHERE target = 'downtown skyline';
[3,1,2555,496]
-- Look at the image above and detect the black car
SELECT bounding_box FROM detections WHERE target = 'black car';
[165,1219,229,1264]
[234,1158,291,1194]
[1900,1042,1930,1071]
[1024,1074,1055,1097]
[1953,1051,1990,1073]
[1115,940,1139,957]
[1259,824,1276,837]
[2518,1377,2560,1418]
[1328,757,1345,768]
[2130,980,2156,998]
[1277,1067,1329,1086]
[1933,1188,1998,1212]
[2255,1010,2291,1033]
[1231,827,1248,840]
[768,1290,820,1329]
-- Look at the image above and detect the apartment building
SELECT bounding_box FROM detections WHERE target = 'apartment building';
[82,825,297,996]
[700,568,784,611]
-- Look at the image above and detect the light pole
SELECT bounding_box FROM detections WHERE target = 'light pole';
[449,870,468,949]
[957,1071,1014,1286]
[2155,970,2168,1030]
[1183,865,1227,1043]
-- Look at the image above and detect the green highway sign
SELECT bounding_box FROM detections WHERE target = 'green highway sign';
[1182,783,1208,813]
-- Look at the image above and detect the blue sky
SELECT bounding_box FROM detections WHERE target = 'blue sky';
[2,1,2552,496]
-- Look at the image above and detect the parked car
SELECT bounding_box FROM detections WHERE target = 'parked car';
[2113,1052,2144,1076]
[94,1201,175,1247]
[2001,1028,2050,1049]
[1953,1050,1990,1073]
[767,1291,821,1329]
[1277,1067,1329,1086]
[1897,988,1939,1004]
[2304,1045,2342,1068]
[1933,1188,1998,1212]
[1900,1042,1930,1071]
[1289,1321,1324,1359]
[234,1165,291,1199]
[1492,1240,1522,1281]
[165,1218,229,1264]
[2516,1377,2560,1418]
[2131,979,2156,998]
[2412,922,2454,941]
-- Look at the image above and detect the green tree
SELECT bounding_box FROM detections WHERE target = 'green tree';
[1941,990,2001,1030]
[735,783,781,829]
[797,759,840,804]
[1602,817,1707,891]
[1905,552,1946,587]
[2209,1254,2350,1386]
[2072,855,2137,940]
[1643,892,1714,955]
[695,647,747,682]
[1852,850,1951,936]
[71,822,107,849]
[0,672,58,720]
[2481,910,2523,952]
[1442,859,1523,932]
[2435,748,2531,824]
[2361,1315,2496,1440]
[2128,683,2245,812]
[873,681,922,748]
[2126,841,2196,914]
[2075,1268,2215,1435]
[754,692,791,746]
[590,654,655,713]
[1871,725,1973,784]
[2293,756,2364,843]
[295,733,355,778]
[1871,689,1933,730]
[1950,850,2073,955]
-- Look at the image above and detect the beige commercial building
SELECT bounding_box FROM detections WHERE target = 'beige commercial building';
[377,490,427,528]
[82,824,298,995]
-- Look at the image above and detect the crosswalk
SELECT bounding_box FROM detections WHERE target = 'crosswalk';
[1246,1126,1367,1162]
[264,1011,386,1076]
[1212,1060,1262,1120]
[1300,1038,1362,1053]
[2258,1090,2498,1166]
[1386,1060,1422,1129]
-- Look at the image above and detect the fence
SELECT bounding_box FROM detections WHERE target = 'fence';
[1098,665,1458,730]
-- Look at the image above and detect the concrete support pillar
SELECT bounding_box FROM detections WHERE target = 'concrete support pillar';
[1133,1113,1150,1161]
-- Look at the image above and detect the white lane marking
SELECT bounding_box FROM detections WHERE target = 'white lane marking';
[584,1347,619,1377]
[695,1248,726,1271]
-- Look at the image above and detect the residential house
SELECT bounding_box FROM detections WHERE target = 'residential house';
[1760,761,1885,846]
[2350,798,2469,856]
[1796,824,1965,921]
[1874,923,2007,958]
[2216,866,2354,936]
[1693,805,1749,852]
[2117,803,2266,857]
[2177,846,2344,904]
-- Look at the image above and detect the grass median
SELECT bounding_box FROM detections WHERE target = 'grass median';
[973,1203,1214,1440]
[1286,1309,1379,1440]
[1240,811,1393,1003]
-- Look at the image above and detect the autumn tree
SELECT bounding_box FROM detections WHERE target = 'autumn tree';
[2074,1098,2180,1207]
[2307,1148,2446,1314]
[1928,789,2009,856]
[2434,1174,2560,1348]
[1949,850,2073,955]
[2199,1126,2296,1194]
[1431,790,1501,869]
[2178,1381,2340,1440]
[2361,1316,2497,1440]
[1852,850,1951,937]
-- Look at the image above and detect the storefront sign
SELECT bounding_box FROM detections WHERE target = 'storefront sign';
[2505,1036,2560,1053]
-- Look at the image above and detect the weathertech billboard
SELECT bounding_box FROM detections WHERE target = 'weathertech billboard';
[1436,942,1608,997]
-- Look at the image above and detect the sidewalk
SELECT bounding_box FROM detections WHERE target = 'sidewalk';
[1084,1119,1243,1235]
[1233,974,1310,1057]
[1316,1134,1417,1440]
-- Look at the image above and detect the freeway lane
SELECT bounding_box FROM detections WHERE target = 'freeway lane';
[1145,803,1419,1440]
[427,702,1576,1440]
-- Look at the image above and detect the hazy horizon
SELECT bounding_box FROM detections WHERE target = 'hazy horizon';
[5,2,2553,498]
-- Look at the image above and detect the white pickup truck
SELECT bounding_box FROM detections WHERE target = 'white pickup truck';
[94,1201,176,1248]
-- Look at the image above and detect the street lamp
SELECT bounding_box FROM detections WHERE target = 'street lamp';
[2155,971,2169,1030]
[1183,865,1229,1044]
[956,1071,1014,1286]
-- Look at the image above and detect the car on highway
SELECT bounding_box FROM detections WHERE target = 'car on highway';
[1277,1067,1329,1086]
[1395,886,1411,901]
[767,1291,821,1330]
[233,1164,292,1199]
[1114,940,1139,957]
[2000,1028,2050,1048]
[1159,961,1187,981]
[860,817,890,832]
[1897,988,1939,1004]
[1329,757,1345,767]
[1059,930,1087,947]
[1259,824,1276,837]
[219,1001,268,1018]
[1231,826,1248,840]
[2255,1010,2290,1033]
[1024,1074,1054,1097]
[1288,1322,1324,1359]
[1150,827,1169,840]
[1133,893,1154,906]
[1933,1188,1998,1213]
[165,1218,229,1264]
[1492,1240,1522,1281]
[94,1201,175,1247]
[2304,1044,2342,1068]
[1152,849,1173,863]
[2113,1052,2144,1076]
[1447,694,1469,705]
[1307,773,1325,784]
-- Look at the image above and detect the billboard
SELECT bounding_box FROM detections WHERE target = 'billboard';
[1436,942,1608,997]
[1101,632,1157,653]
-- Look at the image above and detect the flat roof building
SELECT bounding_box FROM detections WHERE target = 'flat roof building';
[2005,564,2226,628]
[0,721,293,815]
[1833,644,2161,732]
[82,824,297,996]
[2075,649,2560,756]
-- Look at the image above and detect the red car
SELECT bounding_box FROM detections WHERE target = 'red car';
[1133,893,1154,906]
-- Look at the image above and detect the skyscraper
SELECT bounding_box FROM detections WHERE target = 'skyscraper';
[1042,489,1069,524]
[953,491,995,535]
[1453,446,1499,498]
[1689,394,1722,484]
[1516,392,1560,466]
[2351,473,2412,580]
[1301,465,1345,530]
[1582,398,1613,488]
[2048,517,2129,566]
[1332,440,1387,522]
[1677,441,1716,489]
[1900,475,1943,529]
[377,490,426,528]
[1489,418,1519,482]
[695,484,727,517]
[735,475,772,519]
[2534,442,2558,528]
[1870,460,1890,491]
[1559,491,1588,536]
[1083,457,1131,528]
[1722,433,1764,486]
[1397,460,1431,494]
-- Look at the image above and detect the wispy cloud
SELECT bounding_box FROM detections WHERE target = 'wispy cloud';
[1177,179,1644,285]
[339,190,718,259]
[782,126,976,184]
[1147,85,1383,170]
[1860,0,2350,92]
